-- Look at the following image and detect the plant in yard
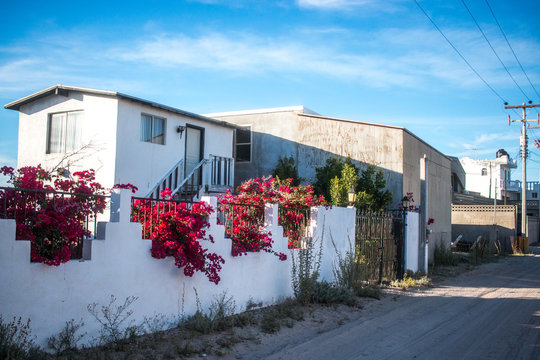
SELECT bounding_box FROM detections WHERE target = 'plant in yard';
[271,156,303,186]
[291,229,324,304]
[131,189,225,284]
[0,165,137,266]
[182,290,237,334]
[87,295,141,346]
[47,318,86,355]
[434,241,459,266]
[0,316,45,360]
[219,176,325,253]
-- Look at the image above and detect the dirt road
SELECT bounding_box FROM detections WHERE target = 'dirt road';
[232,249,540,360]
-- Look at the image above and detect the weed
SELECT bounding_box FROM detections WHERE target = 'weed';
[260,312,281,334]
[354,284,381,299]
[291,225,324,304]
[183,290,237,334]
[390,272,431,290]
[470,237,494,265]
[47,318,86,355]
[434,241,459,266]
[87,295,141,346]
[311,281,357,306]
[0,316,45,360]
[273,298,304,321]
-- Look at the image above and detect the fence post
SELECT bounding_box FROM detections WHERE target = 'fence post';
[264,203,279,227]
[201,195,218,223]
[110,189,131,223]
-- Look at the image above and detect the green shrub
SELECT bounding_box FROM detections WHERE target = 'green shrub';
[311,281,357,306]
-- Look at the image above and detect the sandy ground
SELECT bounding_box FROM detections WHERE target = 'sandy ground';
[217,248,540,360]
[70,248,540,359]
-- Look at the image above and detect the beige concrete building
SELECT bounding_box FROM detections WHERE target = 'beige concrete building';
[207,106,452,252]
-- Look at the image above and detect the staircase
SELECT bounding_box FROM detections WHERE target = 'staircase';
[146,155,234,201]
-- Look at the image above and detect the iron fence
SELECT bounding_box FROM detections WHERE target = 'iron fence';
[0,186,109,260]
[216,202,265,240]
[355,209,405,283]
[130,197,196,239]
[278,206,311,248]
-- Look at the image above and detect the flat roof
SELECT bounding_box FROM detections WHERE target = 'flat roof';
[205,105,320,117]
[4,84,240,130]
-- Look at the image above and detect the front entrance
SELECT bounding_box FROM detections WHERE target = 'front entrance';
[184,125,204,189]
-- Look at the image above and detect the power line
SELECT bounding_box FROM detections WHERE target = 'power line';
[485,0,540,101]
[461,0,531,102]
[413,0,508,104]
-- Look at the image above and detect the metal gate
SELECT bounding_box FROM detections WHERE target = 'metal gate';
[355,210,404,283]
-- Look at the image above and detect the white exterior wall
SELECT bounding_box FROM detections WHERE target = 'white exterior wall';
[405,211,420,273]
[15,91,234,197]
[17,93,119,187]
[460,156,516,200]
[115,100,234,196]
[0,191,364,348]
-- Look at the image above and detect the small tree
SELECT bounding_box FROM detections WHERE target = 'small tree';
[355,165,392,211]
[272,156,302,186]
[314,157,358,200]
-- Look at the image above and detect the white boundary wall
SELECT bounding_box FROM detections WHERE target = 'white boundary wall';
[0,190,356,347]
[405,211,420,273]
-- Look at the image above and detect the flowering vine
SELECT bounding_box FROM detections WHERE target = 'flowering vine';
[219,177,326,257]
[0,165,112,266]
[131,189,225,284]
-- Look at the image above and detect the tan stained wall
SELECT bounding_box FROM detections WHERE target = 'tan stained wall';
[403,131,452,249]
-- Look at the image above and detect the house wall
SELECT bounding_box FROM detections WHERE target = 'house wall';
[17,92,118,188]
[115,100,234,196]
[0,190,356,348]
[295,115,404,205]
[403,131,452,258]
[211,111,404,206]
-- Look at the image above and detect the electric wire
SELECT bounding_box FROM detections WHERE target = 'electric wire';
[485,0,540,101]
[413,0,508,104]
[461,0,532,102]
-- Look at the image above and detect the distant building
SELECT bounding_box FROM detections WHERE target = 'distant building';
[460,150,517,201]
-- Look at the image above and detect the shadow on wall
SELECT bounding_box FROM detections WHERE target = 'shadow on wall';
[235,130,405,207]
[451,224,516,253]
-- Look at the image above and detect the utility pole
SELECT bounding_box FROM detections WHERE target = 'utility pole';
[506,103,540,237]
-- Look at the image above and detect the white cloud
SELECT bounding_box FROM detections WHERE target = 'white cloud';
[296,0,380,10]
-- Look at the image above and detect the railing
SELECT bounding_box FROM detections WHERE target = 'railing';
[502,180,540,192]
[0,187,109,260]
[217,202,265,240]
[210,155,234,187]
[278,206,311,249]
[145,158,185,199]
[130,197,196,239]
[174,158,208,200]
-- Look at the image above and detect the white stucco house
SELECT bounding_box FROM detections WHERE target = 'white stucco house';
[459,150,517,201]
[4,85,238,199]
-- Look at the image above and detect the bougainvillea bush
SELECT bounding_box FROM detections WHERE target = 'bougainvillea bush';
[131,189,225,284]
[218,177,326,256]
[0,165,110,266]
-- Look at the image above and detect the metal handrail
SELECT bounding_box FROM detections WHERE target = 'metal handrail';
[172,158,209,197]
[145,158,184,198]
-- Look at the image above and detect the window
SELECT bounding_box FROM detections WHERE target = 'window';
[533,193,538,199]
[47,111,83,154]
[481,168,487,176]
[235,126,251,162]
[141,114,165,144]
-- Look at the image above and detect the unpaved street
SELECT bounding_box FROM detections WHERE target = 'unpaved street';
[235,249,540,360]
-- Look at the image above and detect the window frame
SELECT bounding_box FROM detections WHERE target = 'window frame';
[46,110,84,154]
[140,113,166,145]
[235,125,252,163]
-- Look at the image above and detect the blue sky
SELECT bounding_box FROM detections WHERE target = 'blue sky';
[1,0,540,183]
